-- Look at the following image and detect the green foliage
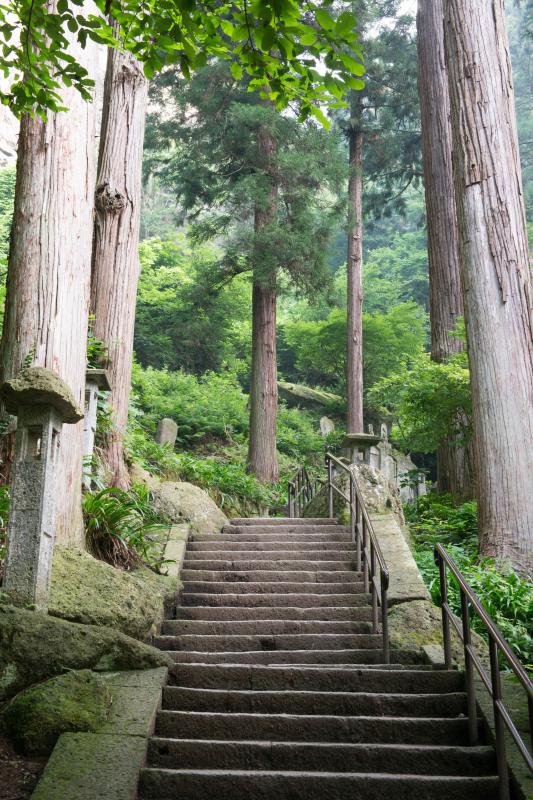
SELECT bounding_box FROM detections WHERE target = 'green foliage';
[86,321,108,369]
[362,229,429,312]
[280,302,427,393]
[0,1,363,118]
[82,485,168,571]
[135,234,252,375]
[407,494,533,670]
[0,485,10,582]
[368,351,472,453]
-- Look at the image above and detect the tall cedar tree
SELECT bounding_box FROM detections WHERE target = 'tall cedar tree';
[90,31,148,489]
[0,6,105,545]
[444,0,533,573]
[339,2,420,433]
[417,0,474,499]
[147,63,345,481]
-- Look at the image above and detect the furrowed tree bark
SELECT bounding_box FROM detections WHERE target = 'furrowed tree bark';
[346,92,364,434]
[90,38,148,488]
[444,0,533,573]
[0,6,104,546]
[247,124,279,483]
[417,0,474,499]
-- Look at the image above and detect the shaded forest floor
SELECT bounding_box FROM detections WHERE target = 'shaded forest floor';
[0,737,45,800]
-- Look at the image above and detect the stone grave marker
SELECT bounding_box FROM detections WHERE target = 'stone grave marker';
[155,418,178,446]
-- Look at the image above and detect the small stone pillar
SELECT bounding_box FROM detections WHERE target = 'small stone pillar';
[83,369,112,485]
[155,418,178,446]
[319,416,335,437]
[0,368,83,610]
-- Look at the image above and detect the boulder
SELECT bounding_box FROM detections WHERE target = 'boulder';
[1,670,112,756]
[0,604,171,700]
[49,546,179,640]
[131,465,228,535]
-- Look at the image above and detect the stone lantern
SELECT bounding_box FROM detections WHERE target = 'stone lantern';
[83,368,112,485]
[342,432,382,465]
[0,367,83,610]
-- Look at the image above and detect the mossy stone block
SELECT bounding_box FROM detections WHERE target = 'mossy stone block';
[1,670,112,756]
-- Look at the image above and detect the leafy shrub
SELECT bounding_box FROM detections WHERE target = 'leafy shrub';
[0,485,9,584]
[83,485,168,571]
[407,493,533,670]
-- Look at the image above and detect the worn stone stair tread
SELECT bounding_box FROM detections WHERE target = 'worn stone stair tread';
[181,593,373,607]
[139,768,499,800]
[187,541,357,551]
[184,547,358,557]
[168,664,463,691]
[162,687,467,716]
[182,580,367,594]
[163,619,374,635]
[155,633,383,652]
[222,525,350,535]
[180,569,362,582]
[191,534,353,544]
[168,648,387,664]
[147,738,496,775]
[182,560,359,571]
[173,606,375,621]
[155,710,473,744]
[229,518,339,525]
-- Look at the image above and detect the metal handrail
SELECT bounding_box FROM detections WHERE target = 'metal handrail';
[288,452,390,663]
[434,544,533,800]
[287,466,324,519]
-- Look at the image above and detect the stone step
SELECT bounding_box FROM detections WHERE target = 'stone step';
[223,525,349,535]
[154,710,473,745]
[161,687,467,717]
[168,650,388,665]
[180,569,361,583]
[162,619,374,636]
[182,559,358,571]
[181,580,366,595]
[181,593,372,607]
[168,665,463,693]
[186,542,356,552]
[229,518,339,526]
[154,633,383,653]
[139,769,498,800]
[173,606,374,622]
[147,739,495,776]
[190,532,352,543]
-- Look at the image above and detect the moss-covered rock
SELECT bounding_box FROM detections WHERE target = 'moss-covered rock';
[278,380,342,409]
[0,604,171,700]
[1,670,112,755]
[49,547,179,640]
[131,465,228,535]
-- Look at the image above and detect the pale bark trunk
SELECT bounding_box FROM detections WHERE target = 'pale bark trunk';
[0,8,104,546]
[445,0,533,573]
[247,125,279,483]
[346,93,364,434]
[90,40,148,488]
[417,0,474,499]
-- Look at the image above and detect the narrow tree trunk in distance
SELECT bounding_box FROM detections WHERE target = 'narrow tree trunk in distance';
[417,0,474,499]
[445,0,533,573]
[90,40,148,488]
[247,124,279,483]
[346,93,364,434]
[0,12,104,546]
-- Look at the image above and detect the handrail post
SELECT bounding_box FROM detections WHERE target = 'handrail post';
[371,544,378,634]
[355,492,361,572]
[362,516,369,593]
[489,636,510,800]
[288,483,295,518]
[461,588,478,745]
[381,576,389,664]
[437,549,452,669]
[326,456,334,518]
[349,476,356,547]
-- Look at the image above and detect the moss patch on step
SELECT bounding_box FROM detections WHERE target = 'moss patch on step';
[1,670,112,756]
[49,546,179,640]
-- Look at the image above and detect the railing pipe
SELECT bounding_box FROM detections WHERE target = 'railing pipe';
[327,456,334,517]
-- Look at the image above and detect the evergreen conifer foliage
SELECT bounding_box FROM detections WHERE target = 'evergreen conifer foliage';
[146,63,346,480]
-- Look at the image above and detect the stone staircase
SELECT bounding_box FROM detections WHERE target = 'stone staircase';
[138,517,500,799]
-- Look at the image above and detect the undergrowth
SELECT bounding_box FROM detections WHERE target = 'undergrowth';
[406,493,533,670]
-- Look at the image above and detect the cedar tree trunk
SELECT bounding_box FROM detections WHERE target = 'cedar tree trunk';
[417,0,474,498]
[90,39,148,488]
[346,93,364,434]
[247,125,279,483]
[0,8,104,545]
[445,0,533,573]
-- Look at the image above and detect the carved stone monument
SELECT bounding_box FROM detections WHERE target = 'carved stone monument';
[155,418,178,447]
[319,416,335,437]
[0,368,83,610]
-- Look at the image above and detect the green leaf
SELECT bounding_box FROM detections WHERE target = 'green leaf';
[230,61,243,80]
